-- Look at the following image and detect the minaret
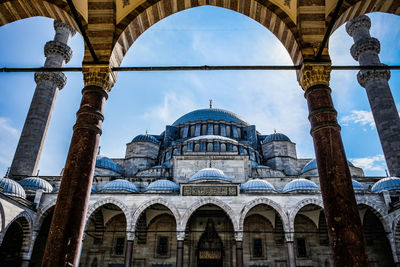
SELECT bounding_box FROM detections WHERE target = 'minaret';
[346,15,400,177]
[9,20,76,178]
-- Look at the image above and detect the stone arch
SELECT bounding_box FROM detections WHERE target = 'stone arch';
[332,0,400,34]
[356,198,390,233]
[111,0,302,67]
[0,0,81,30]
[239,197,289,232]
[35,198,57,231]
[85,198,132,234]
[289,198,324,231]
[0,211,33,255]
[130,198,180,232]
[0,201,5,233]
[179,197,239,232]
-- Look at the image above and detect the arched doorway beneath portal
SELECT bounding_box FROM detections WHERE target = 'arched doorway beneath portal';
[185,204,235,267]
[30,208,54,266]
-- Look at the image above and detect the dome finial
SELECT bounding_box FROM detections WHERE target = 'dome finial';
[274,128,277,134]
[36,170,40,176]
[98,146,101,155]
[4,167,10,178]
[209,99,212,109]
[145,129,148,135]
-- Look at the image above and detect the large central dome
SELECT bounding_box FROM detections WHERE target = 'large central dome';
[172,108,249,126]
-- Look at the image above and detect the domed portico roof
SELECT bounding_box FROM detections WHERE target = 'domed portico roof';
[282,178,319,193]
[371,177,400,193]
[99,179,139,193]
[0,177,26,199]
[172,108,249,126]
[189,168,232,183]
[19,177,53,193]
[96,155,121,174]
[241,179,276,192]
[262,132,291,144]
[145,179,179,192]
[352,179,364,191]
[131,134,160,145]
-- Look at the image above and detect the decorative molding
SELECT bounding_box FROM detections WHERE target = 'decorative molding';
[82,64,116,92]
[34,71,66,90]
[44,41,73,63]
[54,20,77,36]
[298,62,331,91]
[345,15,371,37]
[357,67,391,87]
[350,37,380,61]
[177,231,185,241]
[234,231,243,241]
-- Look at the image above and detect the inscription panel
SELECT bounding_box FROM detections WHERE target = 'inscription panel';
[182,185,237,196]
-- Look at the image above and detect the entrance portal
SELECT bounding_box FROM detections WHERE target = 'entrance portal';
[197,219,223,267]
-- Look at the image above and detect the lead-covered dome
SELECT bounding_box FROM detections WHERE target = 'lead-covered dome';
[0,177,26,198]
[282,178,319,193]
[172,108,249,126]
[371,177,400,193]
[145,179,179,193]
[262,132,291,144]
[301,159,355,174]
[132,134,161,145]
[19,177,53,193]
[241,179,276,192]
[99,179,139,193]
[189,168,232,183]
[96,155,121,174]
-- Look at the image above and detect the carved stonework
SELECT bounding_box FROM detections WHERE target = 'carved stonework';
[350,37,380,61]
[234,231,243,241]
[345,15,371,37]
[298,63,331,91]
[34,71,66,90]
[54,20,77,36]
[127,231,135,241]
[182,185,237,196]
[357,67,390,87]
[177,231,185,241]
[44,41,73,63]
[285,232,294,242]
[82,64,116,91]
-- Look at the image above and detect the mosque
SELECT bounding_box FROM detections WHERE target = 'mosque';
[0,107,399,267]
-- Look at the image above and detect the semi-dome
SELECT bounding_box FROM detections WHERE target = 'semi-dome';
[189,168,232,183]
[0,177,26,199]
[262,132,291,144]
[132,134,160,145]
[99,179,139,193]
[172,108,249,126]
[241,179,276,192]
[96,155,121,173]
[18,177,53,193]
[371,177,400,193]
[145,179,179,192]
[282,178,319,193]
[352,179,364,191]
[301,159,355,174]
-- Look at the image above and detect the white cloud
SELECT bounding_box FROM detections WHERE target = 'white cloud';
[341,110,375,128]
[0,117,20,175]
[0,117,20,137]
[350,155,386,172]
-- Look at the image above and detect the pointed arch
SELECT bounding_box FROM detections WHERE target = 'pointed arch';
[239,197,289,232]
[356,198,390,233]
[0,211,33,255]
[289,198,324,231]
[179,197,238,232]
[35,198,57,231]
[130,198,180,232]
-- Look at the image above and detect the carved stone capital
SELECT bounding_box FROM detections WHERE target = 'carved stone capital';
[177,231,185,241]
[44,41,73,63]
[345,15,371,37]
[54,20,76,36]
[350,37,380,61]
[298,62,331,91]
[357,66,390,87]
[127,231,135,241]
[285,232,294,242]
[34,71,67,89]
[82,64,116,91]
[234,231,243,241]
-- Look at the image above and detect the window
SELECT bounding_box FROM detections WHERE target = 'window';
[252,238,263,258]
[115,237,125,255]
[157,236,169,256]
[296,238,307,257]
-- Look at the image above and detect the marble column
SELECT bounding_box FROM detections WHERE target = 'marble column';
[299,62,369,267]
[41,64,115,267]
[285,232,296,267]
[234,231,243,267]
[176,231,185,267]
[10,20,76,178]
[346,15,400,177]
[124,239,134,267]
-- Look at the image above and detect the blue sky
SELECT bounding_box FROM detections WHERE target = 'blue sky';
[0,7,399,176]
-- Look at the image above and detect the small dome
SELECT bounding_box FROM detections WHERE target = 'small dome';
[282,178,319,193]
[146,179,179,192]
[96,155,121,173]
[352,179,364,191]
[18,177,53,193]
[172,108,249,126]
[132,134,160,145]
[371,177,400,193]
[189,168,232,183]
[241,179,276,192]
[99,179,139,193]
[0,177,26,199]
[262,133,291,144]
[301,159,354,174]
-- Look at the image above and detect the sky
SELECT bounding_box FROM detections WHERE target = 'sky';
[0,7,399,177]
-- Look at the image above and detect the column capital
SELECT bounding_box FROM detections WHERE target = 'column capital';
[82,64,116,92]
[234,231,243,241]
[127,232,135,241]
[346,15,371,37]
[44,41,73,63]
[350,37,380,61]
[298,62,331,91]
[177,231,185,241]
[357,66,390,87]
[285,232,294,243]
[34,71,66,90]
[54,20,77,36]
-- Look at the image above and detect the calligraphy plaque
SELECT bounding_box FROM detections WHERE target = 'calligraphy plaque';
[182,185,237,196]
